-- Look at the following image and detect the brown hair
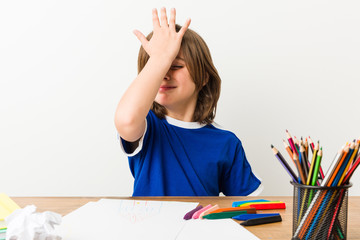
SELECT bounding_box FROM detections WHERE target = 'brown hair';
[137,24,221,125]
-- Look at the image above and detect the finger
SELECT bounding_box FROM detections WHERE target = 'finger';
[169,8,176,29]
[160,7,168,27]
[178,18,191,37]
[133,29,148,46]
[152,8,160,29]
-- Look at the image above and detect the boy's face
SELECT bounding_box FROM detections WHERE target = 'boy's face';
[155,52,198,119]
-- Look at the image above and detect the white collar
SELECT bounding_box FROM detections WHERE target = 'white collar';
[165,115,207,129]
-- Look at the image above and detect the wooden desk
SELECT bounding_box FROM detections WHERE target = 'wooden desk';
[12,196,360,240]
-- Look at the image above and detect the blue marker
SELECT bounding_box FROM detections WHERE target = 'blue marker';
[233,213,280,221]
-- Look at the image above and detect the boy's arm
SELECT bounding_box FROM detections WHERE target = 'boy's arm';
[114,8,190,142]
[115,56,172,142]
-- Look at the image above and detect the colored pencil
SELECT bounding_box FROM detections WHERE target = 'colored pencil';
[332,143,354,186]
[322,147,344,186]
[282,139,294,162]
[326,190,346,239]
[305,189,341,239]
[293,153,306,184]
[286,136,360,240]
[343,153,360,184]
[286,130,299,156]
[282,139,304,183]
[271,145,298,183]
[311,147,322,186]
[306,138,324,181]
[349,140,359,169]
[308,136,315,154]
[294,150,353,239]
[338,141,358,185]
[304,137,309,159]
[300,143,309,179]
[272,132,360,239]
[294,136,300,154]
[306,142,319,185]
[327,145,349,187]
[307,148,323,205]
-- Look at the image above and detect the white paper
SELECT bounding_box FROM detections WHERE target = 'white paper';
[58,199,260,240]
[58,199,198,240]
[176,219,260,240]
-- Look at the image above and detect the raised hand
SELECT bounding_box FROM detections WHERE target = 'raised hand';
[133,8,191,61]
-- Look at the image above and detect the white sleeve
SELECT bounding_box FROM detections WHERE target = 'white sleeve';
[118,119,148,157]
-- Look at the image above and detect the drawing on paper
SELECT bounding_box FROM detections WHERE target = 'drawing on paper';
[117,200,163,223]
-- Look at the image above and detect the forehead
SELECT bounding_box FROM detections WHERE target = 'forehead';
[175,51,185,61]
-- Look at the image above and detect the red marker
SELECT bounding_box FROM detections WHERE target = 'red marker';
[248,203,286,210]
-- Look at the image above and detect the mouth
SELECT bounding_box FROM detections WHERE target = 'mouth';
[159,86,176,92]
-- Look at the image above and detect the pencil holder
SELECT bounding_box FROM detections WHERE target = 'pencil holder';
[291,181,352,240]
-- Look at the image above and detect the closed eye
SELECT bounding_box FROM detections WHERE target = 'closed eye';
[170,65,183,70]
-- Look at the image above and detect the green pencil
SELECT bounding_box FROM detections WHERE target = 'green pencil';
[311,148,323,186]
[308,148,323,205]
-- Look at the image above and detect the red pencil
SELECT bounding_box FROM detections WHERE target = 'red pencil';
[308,136,315,154]
[286,130,298,156]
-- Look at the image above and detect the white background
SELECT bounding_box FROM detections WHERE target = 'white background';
[1,0,359,196]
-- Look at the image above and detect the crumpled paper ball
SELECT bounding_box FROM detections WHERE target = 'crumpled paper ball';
[5,205,62,240]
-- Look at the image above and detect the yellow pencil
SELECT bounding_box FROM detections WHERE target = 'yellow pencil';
[306,142,319,185]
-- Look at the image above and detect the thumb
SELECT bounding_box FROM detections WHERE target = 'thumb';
[133,29,148,47]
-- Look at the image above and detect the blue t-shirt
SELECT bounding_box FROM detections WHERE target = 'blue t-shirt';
[120,110,261,196]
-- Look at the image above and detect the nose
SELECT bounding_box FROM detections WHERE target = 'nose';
[164,70,170,81]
